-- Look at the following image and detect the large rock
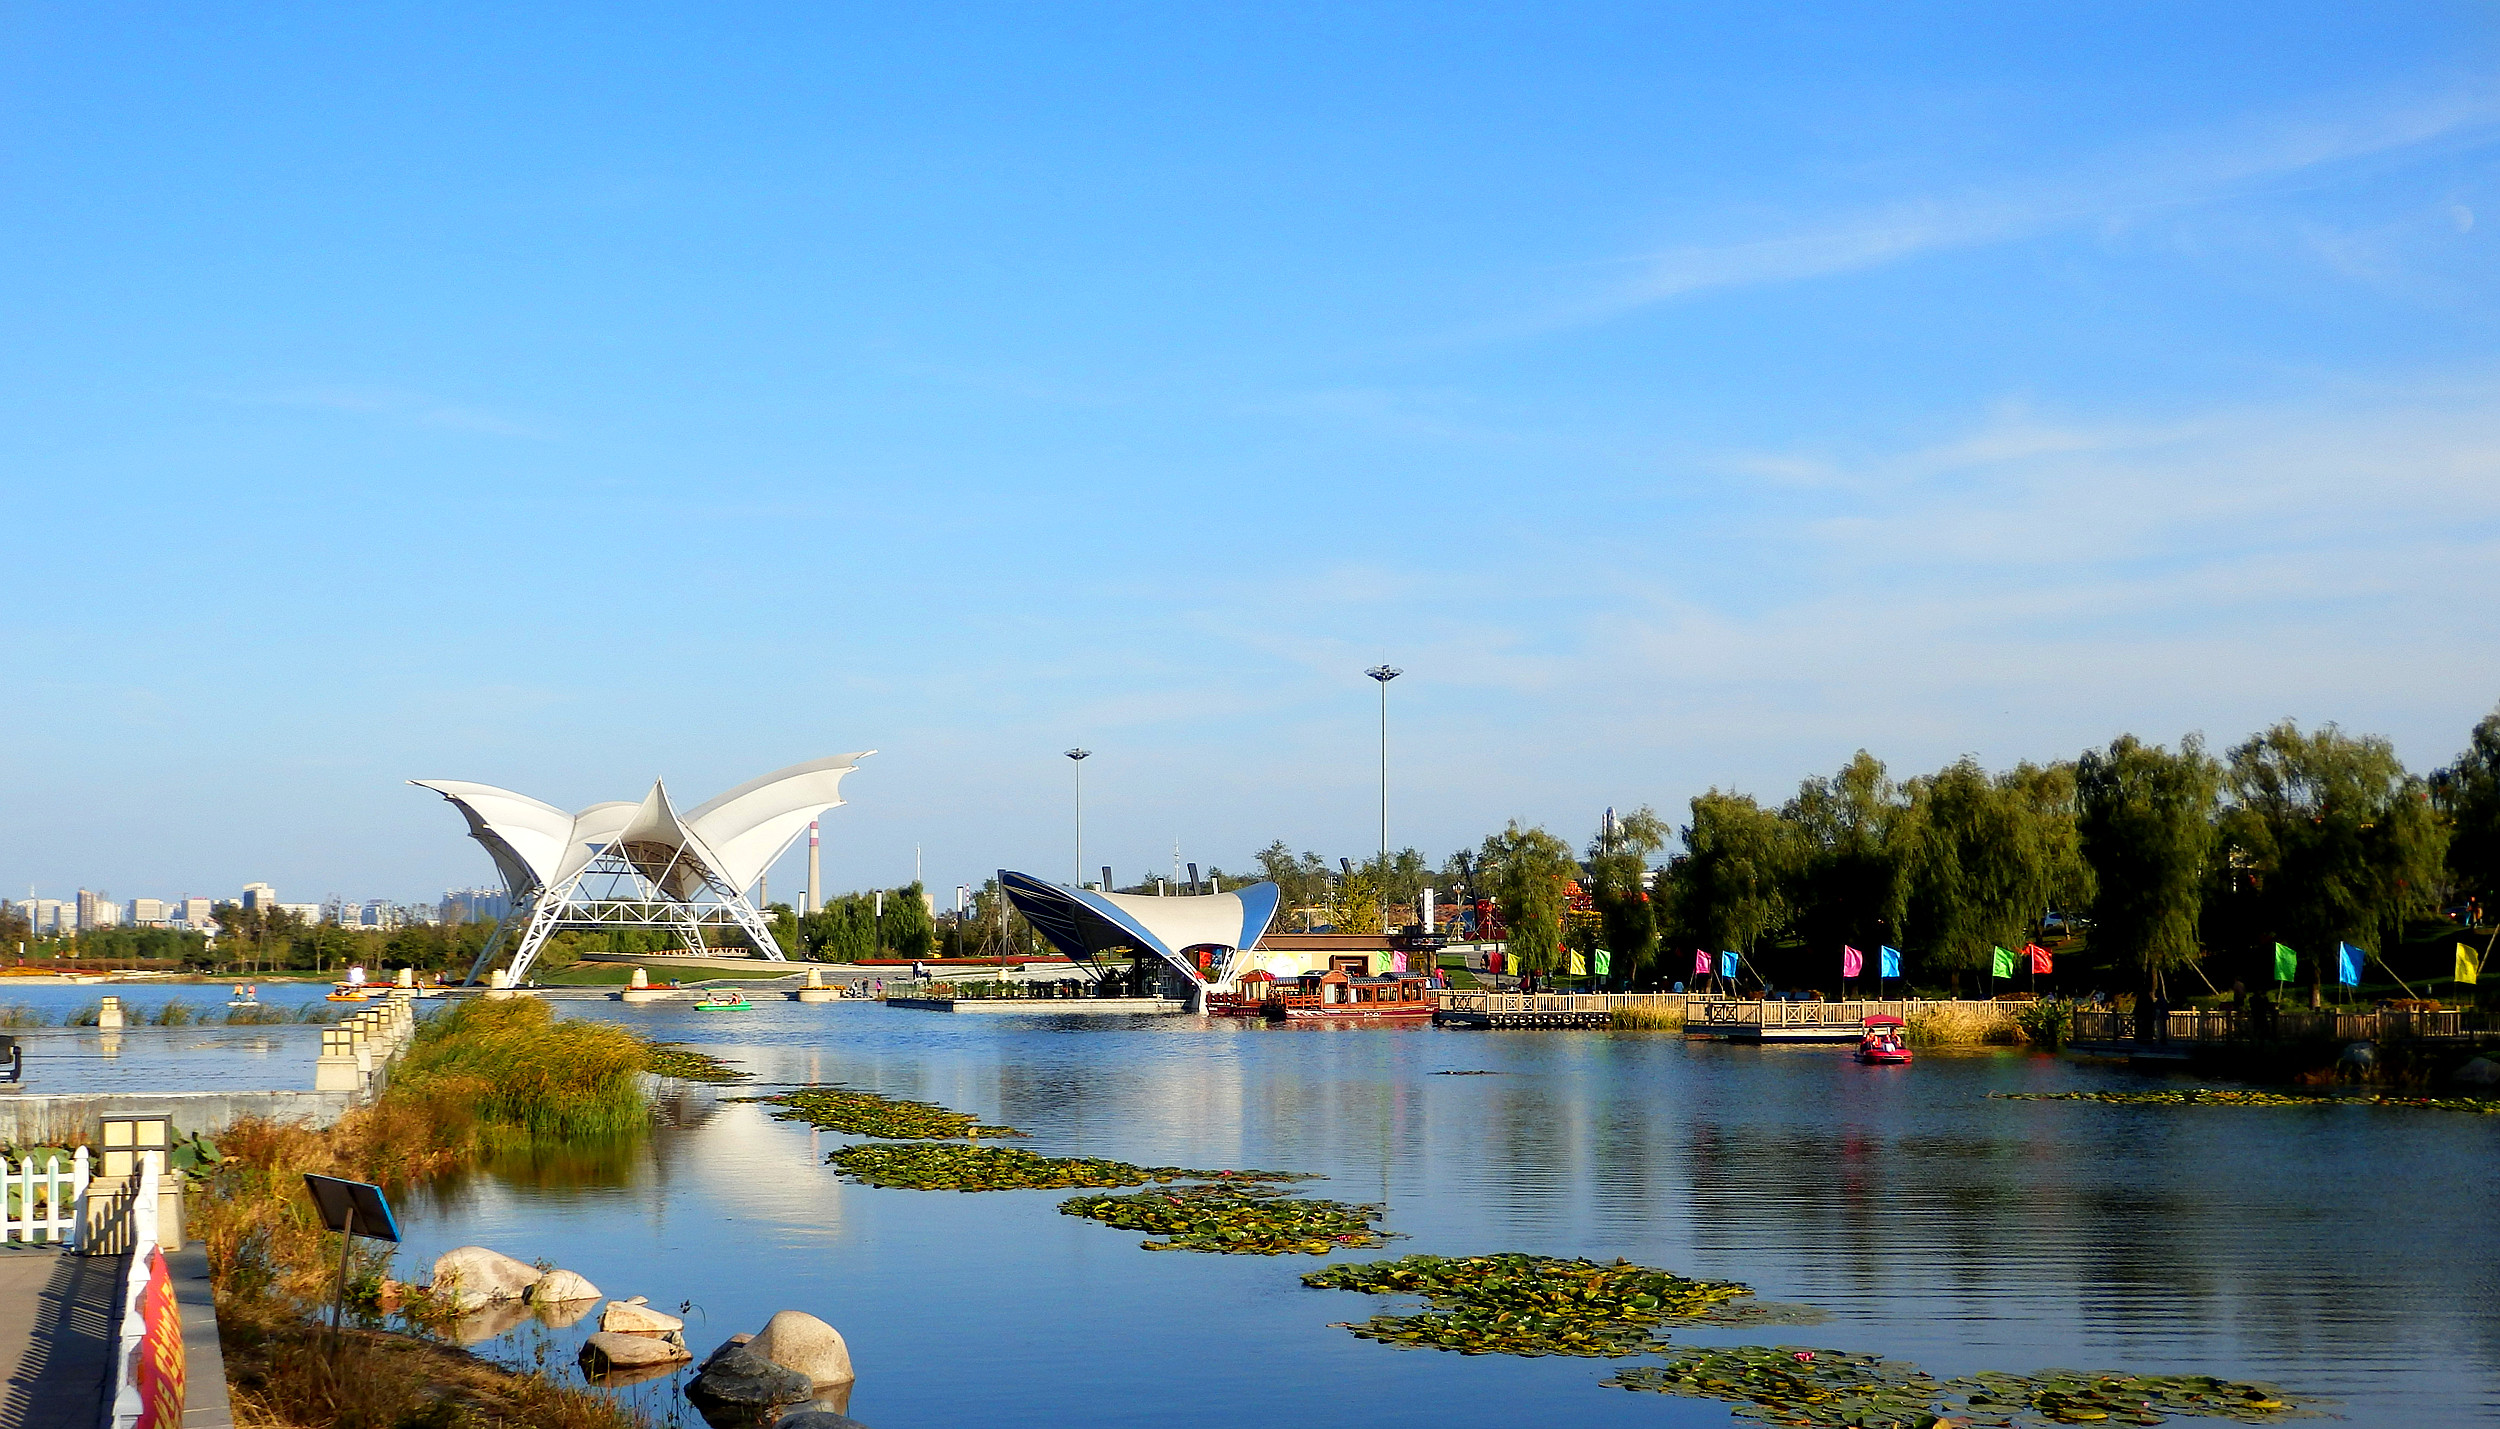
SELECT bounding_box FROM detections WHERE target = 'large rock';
[432,1246,541,1311]
[602,1299,687,1337]
[749,1310,854,1387]
[775,1412,871,1429]
[530,1268,602,1304]
[580,1330,693,1372]
[2453,1056,2500,1086]
[688,1343,812,1414]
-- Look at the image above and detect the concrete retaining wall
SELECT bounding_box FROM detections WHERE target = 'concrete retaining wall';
[0,1090,358,1144]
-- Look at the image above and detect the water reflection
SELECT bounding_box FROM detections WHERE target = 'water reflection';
[374,1001,2499,1429]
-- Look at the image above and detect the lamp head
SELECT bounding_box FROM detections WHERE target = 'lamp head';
[1365,665,1402,683]
[1065,748,1091,761]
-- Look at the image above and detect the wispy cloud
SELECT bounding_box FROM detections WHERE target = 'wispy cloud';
[229,384,552,439]
[1583,85,2500,318]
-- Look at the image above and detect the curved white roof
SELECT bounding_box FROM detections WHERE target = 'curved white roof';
[413,753,873,899]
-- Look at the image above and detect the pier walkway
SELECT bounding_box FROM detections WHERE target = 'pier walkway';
[0,1245,121,1429]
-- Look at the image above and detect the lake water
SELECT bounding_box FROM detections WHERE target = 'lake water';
[353,997,2500,1429]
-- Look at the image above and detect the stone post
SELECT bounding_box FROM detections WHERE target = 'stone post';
[97,996,124,1030]
[315,1026,360,1092]
[349,1013,374,1076]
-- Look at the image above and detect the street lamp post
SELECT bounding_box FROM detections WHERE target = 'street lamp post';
[1364,666,1401,876]
[1065,749,1091,887]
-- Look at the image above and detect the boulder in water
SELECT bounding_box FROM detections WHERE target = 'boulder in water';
[775,1412,871,1429]
[602,1299,687,1337]
[688,1342,813,1414]
[432,1246,540,1311]
[530,1268,601,1304]
[749,1310,855,1387]
[580,1330,693,1372]
[2453,1056,2500,1087]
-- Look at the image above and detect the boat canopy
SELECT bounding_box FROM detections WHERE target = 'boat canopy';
[1862,1014,1906,1027]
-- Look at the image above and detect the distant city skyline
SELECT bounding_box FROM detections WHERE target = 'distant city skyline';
[2,6,2493,905]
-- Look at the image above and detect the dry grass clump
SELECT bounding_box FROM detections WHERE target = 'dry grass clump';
[1610,1003,1685,1032]
[1906,1001,2024,1047]
[221,1303,645,1429]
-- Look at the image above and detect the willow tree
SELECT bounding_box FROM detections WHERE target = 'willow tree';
[2433,705,2500,910]
[1663,792,1793,963]
[1905,758,2069,978]
[2076,734,2219,1003]
[1480,821,1576,975]
[1780,751,1915,956]
[2221,720,2448,987]
[1586,806,1668,984]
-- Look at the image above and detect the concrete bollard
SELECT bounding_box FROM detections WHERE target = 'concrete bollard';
[631,968,649,989]
[97,996,124,1030]
[316,1026,361,1092]
[795,965,839,1003]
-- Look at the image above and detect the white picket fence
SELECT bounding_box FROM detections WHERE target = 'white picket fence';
[1,1145,89,1244]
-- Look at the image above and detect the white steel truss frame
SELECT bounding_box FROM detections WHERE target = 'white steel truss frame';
[466,845,787,986]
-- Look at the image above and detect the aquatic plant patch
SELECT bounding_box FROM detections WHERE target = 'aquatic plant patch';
[1062,1182,1390,1254]
[1608,1348,2313,1428]
[642,1043,750,1083]
[1993,1089,2499,1114]
[735,1086,1021,1137]
[1952,1370,2307,1426]
[828,1141,1307,1192]
[1609,1347,1948,1427]
[1304,1254,1754,1356]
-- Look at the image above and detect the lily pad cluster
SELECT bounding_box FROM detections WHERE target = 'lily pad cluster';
[827,1141,1304,1192]
[1609,1347,1948,1427]
[1608,1348,2310,1428]
[1993,1089,2498,1114]
[1061,1182,1390,1254]
[1957,1369,2302,1426]
[643,1043,750,1083]
[737,1086,1022,1137]
[1302,1254,1754,1356]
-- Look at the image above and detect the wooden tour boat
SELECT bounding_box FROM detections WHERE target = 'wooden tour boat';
[1208,965,1434,1021]
[1855,1014,1912,1065]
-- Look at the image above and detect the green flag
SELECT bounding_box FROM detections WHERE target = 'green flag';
[1593,948,1611,978]
[2273,943,2297,982]
[1991,946,2014,979]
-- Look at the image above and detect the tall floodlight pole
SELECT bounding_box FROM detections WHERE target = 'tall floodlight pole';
[1066,749,1092,886]
[1365,666,1401,875]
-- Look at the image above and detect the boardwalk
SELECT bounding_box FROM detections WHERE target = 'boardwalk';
[0,1245,121,1429]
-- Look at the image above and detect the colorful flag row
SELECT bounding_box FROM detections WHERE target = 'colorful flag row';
[2273,940,2483,986]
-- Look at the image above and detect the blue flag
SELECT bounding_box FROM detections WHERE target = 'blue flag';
[2337,942,2364,986]
[1719,951,1739,981]
[1879,946,1901,979]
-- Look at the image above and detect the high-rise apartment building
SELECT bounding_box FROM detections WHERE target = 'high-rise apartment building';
[241,882,277,911]
[128,898,171,926]
[176,897,215,928]
[76,889,120,931]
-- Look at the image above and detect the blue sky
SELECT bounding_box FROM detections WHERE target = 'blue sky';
[5,3,2497,908]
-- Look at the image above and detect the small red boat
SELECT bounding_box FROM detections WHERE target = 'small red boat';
[1855,1014,1912,1065]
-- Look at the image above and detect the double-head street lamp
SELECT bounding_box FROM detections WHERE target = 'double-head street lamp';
[1365,666,1401,874]
[1065,749,1091,887]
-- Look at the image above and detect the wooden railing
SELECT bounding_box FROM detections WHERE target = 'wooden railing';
[1433,991,1697,1015]
[2071,1007,2485,1045]
[1696,999,1911,1028]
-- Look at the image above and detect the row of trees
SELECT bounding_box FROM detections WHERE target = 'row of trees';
[1252,708,2499,999]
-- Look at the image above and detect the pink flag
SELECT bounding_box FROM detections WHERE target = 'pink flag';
[2026,943,2052,975]
[1391,949,1408,974]
[1842,945,1864,979]
[1693,949,1711,977]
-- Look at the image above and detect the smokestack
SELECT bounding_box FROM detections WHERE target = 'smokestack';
[1187,862,1199,894]
[806,819,820,915]
[1101,865,1113,893]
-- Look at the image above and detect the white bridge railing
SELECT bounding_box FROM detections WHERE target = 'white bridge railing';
[0,1146,89,1244]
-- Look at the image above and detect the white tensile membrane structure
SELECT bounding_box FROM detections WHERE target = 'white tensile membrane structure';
[413,754,872,985]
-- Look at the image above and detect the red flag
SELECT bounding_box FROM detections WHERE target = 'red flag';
[1842,945,1864,978]
[2026,943,2052,975]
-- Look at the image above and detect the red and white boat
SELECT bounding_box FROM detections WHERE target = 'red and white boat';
[1855,1014,1912,1065]
[1206,967,1435,1021]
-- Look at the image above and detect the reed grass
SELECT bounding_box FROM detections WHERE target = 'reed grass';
[196,997,662,1428]
[1906,1001,2025,1047]
[1610,1003,1686,1032]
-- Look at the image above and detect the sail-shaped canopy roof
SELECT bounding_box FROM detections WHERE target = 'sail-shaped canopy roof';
[412,753,874,901]
[998,871,1279,987]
